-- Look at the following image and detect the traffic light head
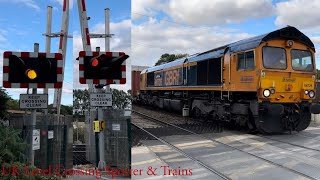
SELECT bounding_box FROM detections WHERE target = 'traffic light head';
[79,51,128,84]
[2,51,63,88]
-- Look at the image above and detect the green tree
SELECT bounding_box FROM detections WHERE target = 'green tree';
[73,88,131,115]
[6,98,19,110]
[0,124,47,179]
[0,124,27,165]
[60,104,73,115]
[0,87,10,119]
[317,69,320,80]
[111,88,131,109]
[73,89,90,116]
[155,53,188,66]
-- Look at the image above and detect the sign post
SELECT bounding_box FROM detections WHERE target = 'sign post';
[30,43,39,166]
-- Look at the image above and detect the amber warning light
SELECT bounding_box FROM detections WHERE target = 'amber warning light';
[25,69,37,79]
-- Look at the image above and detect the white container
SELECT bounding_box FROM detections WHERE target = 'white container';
[182,108,189,117]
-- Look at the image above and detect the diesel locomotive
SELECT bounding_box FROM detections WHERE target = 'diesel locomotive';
[137,26,320,133]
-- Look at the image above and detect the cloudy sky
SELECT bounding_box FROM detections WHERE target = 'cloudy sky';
[1,0,320,105]
[0,0,130,105]
[131,0,320,68]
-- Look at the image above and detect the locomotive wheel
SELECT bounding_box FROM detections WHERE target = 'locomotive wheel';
[295,114,311,131]
[192,107,201,118]
[295,105,311,132]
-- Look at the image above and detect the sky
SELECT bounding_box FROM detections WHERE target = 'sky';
[131,0,320,69]
[1,0,320,106]
[0,0,131,105]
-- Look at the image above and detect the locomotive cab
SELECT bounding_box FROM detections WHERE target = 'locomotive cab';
[255,38,319,132]
[258,39,316,103]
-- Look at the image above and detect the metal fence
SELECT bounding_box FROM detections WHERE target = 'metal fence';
[7,114,73,170]
[84,109,131,176]
[104,109,131,171]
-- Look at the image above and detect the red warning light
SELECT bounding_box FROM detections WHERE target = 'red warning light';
[91,59,99,67]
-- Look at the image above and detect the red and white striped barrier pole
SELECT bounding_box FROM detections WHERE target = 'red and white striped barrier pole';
[54,0,69,115]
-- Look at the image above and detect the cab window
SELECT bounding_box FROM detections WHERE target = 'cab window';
[291,49,313,71]
[238,51,254,70]
[262,46,287,69]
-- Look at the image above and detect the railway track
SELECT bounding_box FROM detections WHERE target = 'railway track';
[256,134,320,153]
[132,109,319,180]
[132,122,231,180]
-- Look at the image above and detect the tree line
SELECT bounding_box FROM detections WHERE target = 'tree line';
[73,88,131,117]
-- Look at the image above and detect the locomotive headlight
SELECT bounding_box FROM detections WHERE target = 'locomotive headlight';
[270,89,275,94]
[263,89,271,97]
[309,90,315,98]
[305,90,309,95]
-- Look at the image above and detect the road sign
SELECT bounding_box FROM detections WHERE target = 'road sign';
[2,51,63,88]
[32,129,40,150]
[48,130,54,139]
[20,94,48,109]
[78,51,128,84]
[112,123,120,131]
[90,93,112,107]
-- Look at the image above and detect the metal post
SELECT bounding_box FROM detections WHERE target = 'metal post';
[105,8,110,52]
[44,6,52,115]
[97,8,111,170]
[105,8,111,93]
[30,43,39,166]
[96,46,106,170]
[76,118,79,142]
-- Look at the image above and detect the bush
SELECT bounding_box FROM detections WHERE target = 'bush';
[0,124,60,179]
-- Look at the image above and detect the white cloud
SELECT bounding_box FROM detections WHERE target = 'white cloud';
[275,0,320,33]
[132,0,164,20]
[133,0,274,25]
[132,18,252,67]
[0,0,40,10]
[167,0,274,25]
[73,19,131,91]
[310,36,320,46]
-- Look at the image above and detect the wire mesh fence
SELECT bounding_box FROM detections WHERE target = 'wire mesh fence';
[83,109,131,177]
[5,113,73,171]
[104,109,131,171]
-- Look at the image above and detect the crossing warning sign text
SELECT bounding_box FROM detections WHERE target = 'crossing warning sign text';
[90,93,112,107]
[20,94,48,109]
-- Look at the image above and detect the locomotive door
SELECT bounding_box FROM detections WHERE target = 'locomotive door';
[230,50,256,91]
